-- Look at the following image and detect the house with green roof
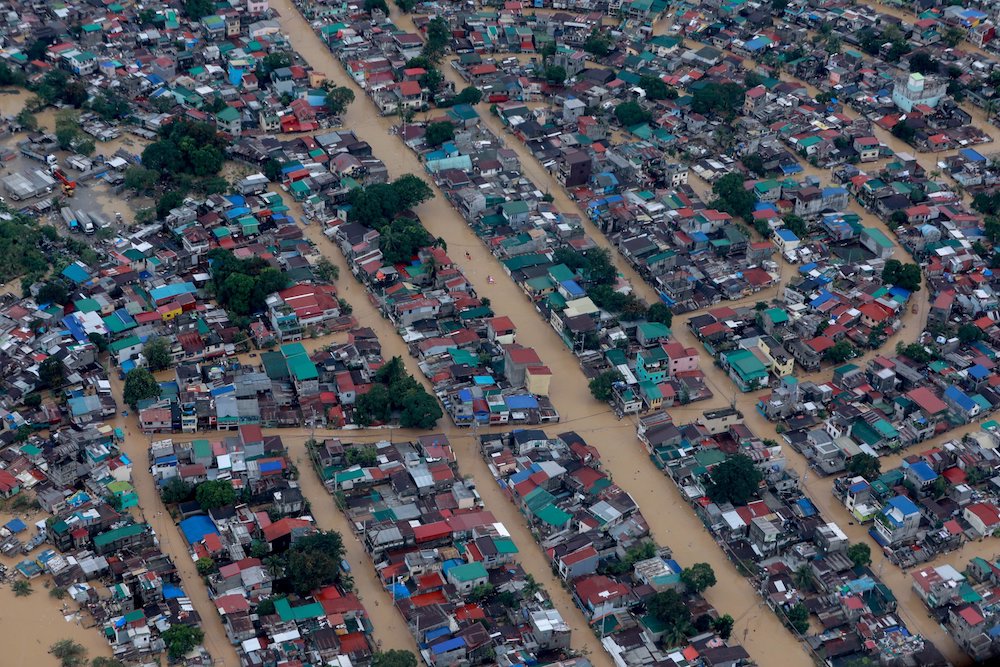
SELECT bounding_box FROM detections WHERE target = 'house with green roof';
[446,561,488,592]
[722,348,768,391]
[93,523,151,555]
[216,105,242,135]
[281,343,319,396]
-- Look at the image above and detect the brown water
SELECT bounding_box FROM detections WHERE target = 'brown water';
[266,2,819,664]
[0,511,114,665]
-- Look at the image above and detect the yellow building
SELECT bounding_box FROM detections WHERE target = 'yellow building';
[525,366,552,397]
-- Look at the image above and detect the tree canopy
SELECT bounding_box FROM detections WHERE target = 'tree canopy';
[123,368,161,407]
[208,248,290,317]
[881,259,921,292]
[285,530,348,595]
[583,29,614,57]
[372,650,418,667]
[711,173,755,222]
[706,454,762,506]
[425,121,455,147]
[354,356,443,428]
[692,82,746,118]
[847,542,872,568]
[846,453,881,481]
[614,101,652,127]
[680,563,717,593]
[589,370,622,402]
[144,337,172,372]
[162,624,204,660]
[325,86,355,115]
[422,17,450,62]
[141,120,227,180]
[195,480,236,510]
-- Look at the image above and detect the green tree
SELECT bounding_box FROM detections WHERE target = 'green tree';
[144,337,172,372]
[419,68,444,95]
[49,639,86,667]
[881,259,921,292]
[183,0,214,19]
[354,383,393,426]
[614,101,652,127]
[256,597,277,616]
[195,557,217,576]
[15,109,38,131]
[13,579,33,597]
[786,603,810,635]
[425,121,456,147]
[892,121,916,142]
[909,51,937,75]
[285,530,347,595]
[195,480,236,510]
[583,28,614,57]
[639,75,675,100]
[365,0,389,12]
[161,477,193,504]
[91,659,125,667]
[37,280,70,305]
[544,65,567,85]
[846,453,881,481]
[399,389,443,429]
[942,26,965,48]
[372,650,419,667]
[23,393,42,409]
[646,302,672,328]
[680,562,717,593]
[706,454,762,506]
[454,86,482,105]
[589,370,622,402]
[692,82,745,118]
[782,214,807,238]
[156,190,185,219]
[161,624,204,660]
[422,17,451,62]
[315,257,340,283]
[847,542,872,568]
[711,172,755,221]
[124,166,159,194]
[742,153,765,177]
[647,589,691,643]
[39,356,64,388]
[823,339,856,364]
[958,323,983,343]
[712,614,734,640]
[325,86,355,115]
[263,158,282,182]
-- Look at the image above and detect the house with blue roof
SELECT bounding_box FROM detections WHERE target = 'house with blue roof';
[904,460,938,492]
[943,385,980,423]
[873,495,921,546]
[773,228,800,254]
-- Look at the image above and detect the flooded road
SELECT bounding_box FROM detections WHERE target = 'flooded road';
[105,375,242,667]
[267,2,815,664]
[0,509,113,665]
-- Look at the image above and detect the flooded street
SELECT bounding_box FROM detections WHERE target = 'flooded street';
[104,377,243,667]
[267,1,816,664]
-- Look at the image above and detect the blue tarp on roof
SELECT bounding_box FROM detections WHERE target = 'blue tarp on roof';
[211,385,236,397]
[431,637,466,654]
[121,359,136,375]
[960,148,987,162]
[225,194,247,207]
[260,460,283,474]
[888,287,911,302]
[796,498,818,517]
[390,582,409,599]
[180,516,219,544]
[4,518,26,533]
[163,584,185,599]
[505,395,539,409]
[62,315,88,343]
[561,280,586,298]
[424,626,452,642]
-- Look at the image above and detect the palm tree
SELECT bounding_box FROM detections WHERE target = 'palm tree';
[263,555,285,579]
[793,565,813,592]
